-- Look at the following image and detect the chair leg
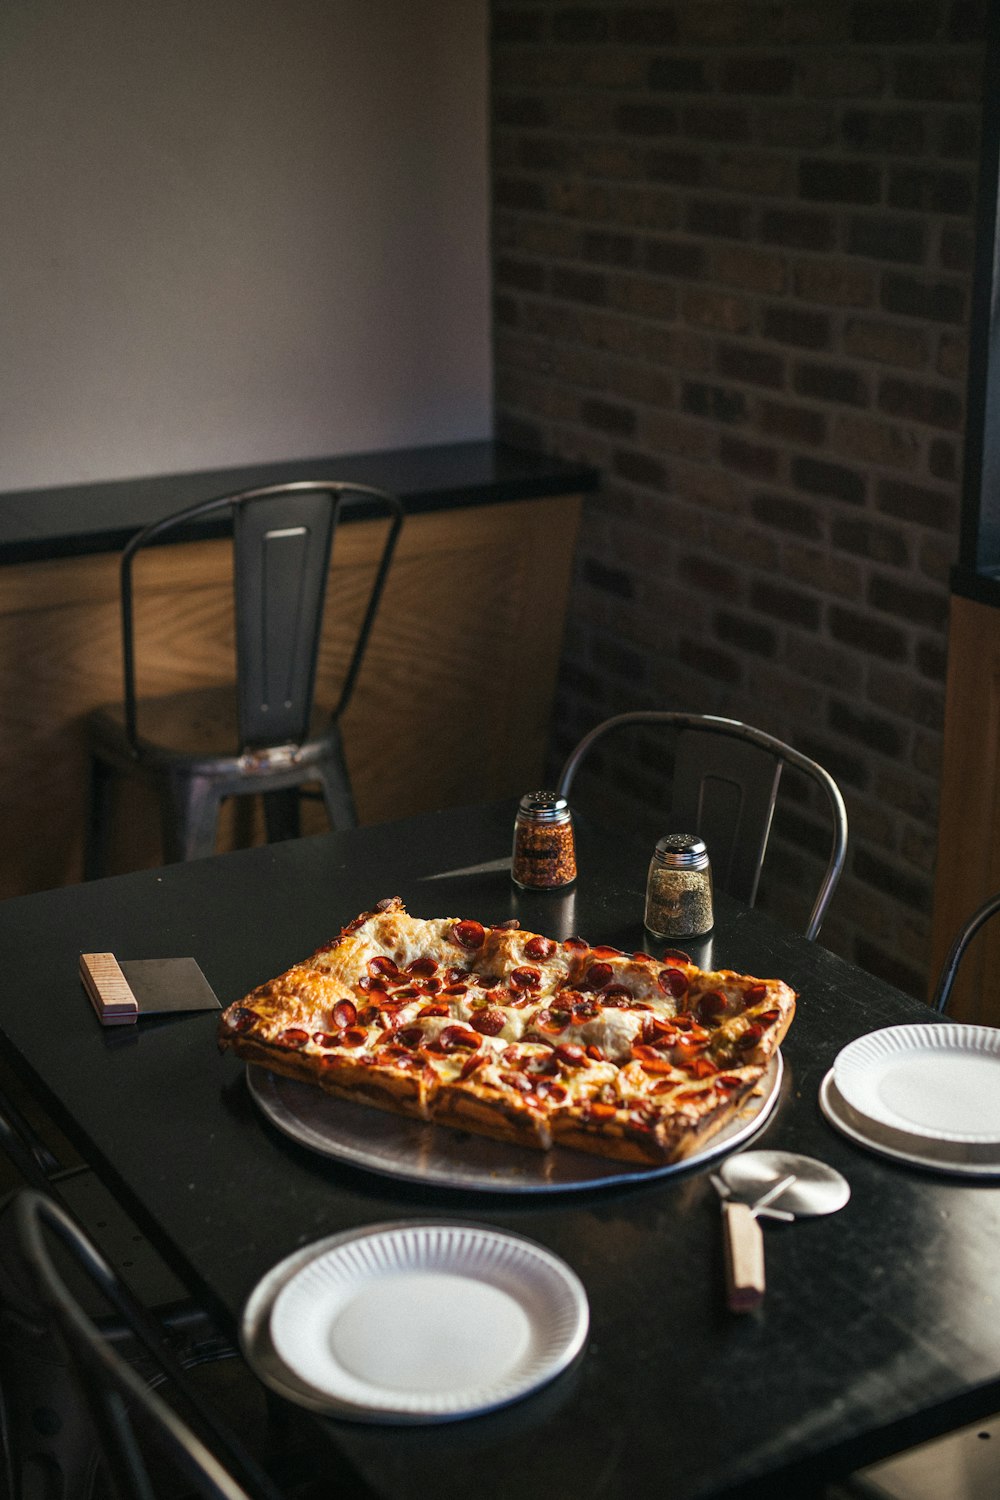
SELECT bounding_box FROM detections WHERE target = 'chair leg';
[314,744,357,830]
[263,789,301,843]
[160,776,221,863]
[83,755,115,881]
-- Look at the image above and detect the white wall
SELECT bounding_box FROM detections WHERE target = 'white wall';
[0,0,491,491]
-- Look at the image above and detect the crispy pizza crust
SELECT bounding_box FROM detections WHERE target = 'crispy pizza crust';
[218,897,795,1165]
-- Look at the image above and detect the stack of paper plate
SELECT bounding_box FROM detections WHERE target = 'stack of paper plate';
[819,1022,1000,1176]
[241,1222,589,1422]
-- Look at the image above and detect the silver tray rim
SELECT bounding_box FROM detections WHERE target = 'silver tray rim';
[246,1051,783,1195]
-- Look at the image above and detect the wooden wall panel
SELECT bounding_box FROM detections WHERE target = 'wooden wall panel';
[0,494,581,897]
[930,594,1000,1025]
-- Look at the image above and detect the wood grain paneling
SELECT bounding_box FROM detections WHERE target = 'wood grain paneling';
[0,495,582,896]
[930,594,1000,1024]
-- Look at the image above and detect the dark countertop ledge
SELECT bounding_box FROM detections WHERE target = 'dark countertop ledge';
[0,441,599,565]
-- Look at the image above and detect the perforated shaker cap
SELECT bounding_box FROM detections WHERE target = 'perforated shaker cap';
[517,791,570,823]
[653,833,709,869]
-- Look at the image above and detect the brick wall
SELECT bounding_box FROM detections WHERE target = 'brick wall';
[491,0,987,995]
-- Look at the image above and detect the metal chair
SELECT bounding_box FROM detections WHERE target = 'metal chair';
[85,480,403,874]
[2,1188,285,1500]
[931,890,1000,1014]
[0,1075,246,1500]
[557,711,848,941]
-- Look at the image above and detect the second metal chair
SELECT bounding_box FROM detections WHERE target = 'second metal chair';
[85,480,403,873]
[557,711,848,941]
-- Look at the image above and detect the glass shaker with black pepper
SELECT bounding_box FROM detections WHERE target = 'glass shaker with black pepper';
[644,833,714,940]
[511,792,577,890]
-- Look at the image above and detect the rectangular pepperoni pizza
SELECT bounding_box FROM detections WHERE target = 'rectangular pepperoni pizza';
[217,898,796,1165]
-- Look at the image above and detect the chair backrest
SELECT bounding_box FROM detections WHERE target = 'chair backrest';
[120,480,403,752]
[556,711,848,941]
[931,891,1000,1014]
[7,1189,284,1500]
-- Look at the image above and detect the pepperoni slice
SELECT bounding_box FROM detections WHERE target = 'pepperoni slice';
[571,998,600,1022]
[406,956,439,978]
[686,1055,718,1079]
[443,983,468,997]
[226,1007,257,1033]
[661,947,692,963]
[737,1022,765,1050]
[533,1079,568,1103]
[275,1028,309,1048]
[524,935,556,961]
[332,1000,358,1029]
[695,990,728,1023]
[659,968,689,999]
[674,1032,710,1055]
[590,945,625,958]
[444,966,470,985]
[600,984,632,1004]
[586,1101,618,1120]
[451,920,486,950]
[459,1052,487,1080]
[375,1047,421,1071]
[395,1026,424,1050]
[355,1004,380,1027]
[631,1045,677,1074]
[339,1027,368,1049]
[438,1024,481,1052]
[586,1044,607,1063]
[643,1017,680,1047]
[745,983,768,1005]
[417,1003,450,1018]
[554,1043,587,1069]
[505,1070,534,1094]
[497,918,521,930]
[311,1031,339,1049]
[509,966,542,990]
[471,1006,507,1036]
[715,1074,744,1092]
[563,936,589,951]
[533,1007,570,1036]
[585,961,614,990]
[367,955,400,980]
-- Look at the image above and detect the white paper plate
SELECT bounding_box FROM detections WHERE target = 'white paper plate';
[266,1223,588,1420]
[833,1023,1000,1145]
[819,1069,1000,1177]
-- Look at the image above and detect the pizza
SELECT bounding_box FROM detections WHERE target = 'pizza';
[218,897,795,1166]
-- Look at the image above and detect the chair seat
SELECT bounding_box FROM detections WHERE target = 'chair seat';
[89,687,332,767]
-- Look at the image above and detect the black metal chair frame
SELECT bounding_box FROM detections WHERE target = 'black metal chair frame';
[7,1188,286,1500]
[931,890,1000,1014]
[557,711,848,941]
[86,479,403,872]
[0,1077,248,1500]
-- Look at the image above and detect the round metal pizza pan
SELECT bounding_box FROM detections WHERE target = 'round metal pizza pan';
[245,1052,783,1194]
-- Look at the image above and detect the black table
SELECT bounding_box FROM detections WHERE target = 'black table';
[1,803,998,1499]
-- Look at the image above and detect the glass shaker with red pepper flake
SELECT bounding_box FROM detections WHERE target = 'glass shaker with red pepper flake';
[511,791,577,890]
